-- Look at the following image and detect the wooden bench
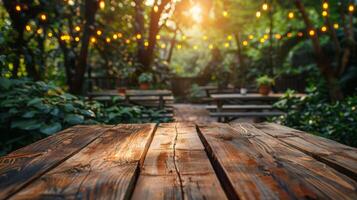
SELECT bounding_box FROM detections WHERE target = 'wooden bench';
[0,122,356,199]
[206,105,273,111]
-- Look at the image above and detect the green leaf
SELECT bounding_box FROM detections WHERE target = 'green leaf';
[11,119,43,130]
[64,103,75,112]
[64,114,84,125]
[22,110,38,118]
[40,123,62,135]
[27,98,42,107]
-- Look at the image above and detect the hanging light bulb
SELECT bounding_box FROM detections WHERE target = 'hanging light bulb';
[262,3,268,11]
[256,11,261,18]
[15,5,21,12]
[242,40,248,46]
[288,12,294,19]
[40,14,47,21]
[309,29,316,36]
[349,4,355,12]
[99,1,105,9]
[321,26,328,32]
[322,2,329,10]
[322,10,328,17]
[333,23,339,29]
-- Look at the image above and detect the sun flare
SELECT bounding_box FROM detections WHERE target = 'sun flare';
[190,5,202,23]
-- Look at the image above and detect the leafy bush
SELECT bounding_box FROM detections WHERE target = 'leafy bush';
[273,88,357,147]
[138,72,153,83]
[0,78,171,155]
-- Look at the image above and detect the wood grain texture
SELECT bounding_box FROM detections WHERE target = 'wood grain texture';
[253,122,357,181]
[10,124,156,200]
[198,122,357,199]
[0,125,111,199]
[132,123,227,200]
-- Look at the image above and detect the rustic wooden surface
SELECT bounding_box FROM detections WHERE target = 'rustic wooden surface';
[1,122,356,200]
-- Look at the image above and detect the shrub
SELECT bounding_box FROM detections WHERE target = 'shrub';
[138,72,153,84]
[273,88,357,147]
[256,75,275,87]
[0,78,171,155]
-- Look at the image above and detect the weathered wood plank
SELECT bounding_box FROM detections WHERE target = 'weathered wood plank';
[254,122,357,181]
[132,123,227,200]
[0,125,111,199]
[198,122,357,199]
[10,124,156,200]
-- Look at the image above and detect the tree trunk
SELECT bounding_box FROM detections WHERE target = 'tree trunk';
[70,0,98,94]
[294,0,344,101]
[167,28,178,63]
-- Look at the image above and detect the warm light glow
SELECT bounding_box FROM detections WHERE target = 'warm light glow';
[190,5,202,23]
[75,37,80,42]
[153,5,159,12]
[349,4,355,12]
[60,34,71,41]
[260,38,265,43]
[136,34,142,39]
[275,34,282,40]
[202,35,208,40]
[99,1,105,9]
[242,40,248,46]
[321,26,327,32]
[48,32,53,37]
[323,2,329,9]
[156,35,161,40]
[263,34,269,40]
[113,34,118,39]
[262,3,268,11]
[224,43,230,48]
[125,39,131,44]
[182,35,187,40]
[144,41,149,47]
[106,37,111,43]
[309,29,316,36]
[193,45,198,50]
[256,11,261,18]
[177,44,182,49]
[161,43,166,49]
[322,11,328,17]
[248,34,254,40]
[333,23,339,29]
[297,32,304,37]
[96,30,102,36]
[209,44,214,49]
[222,11,228,17]
[15,5,21,12]
[75,26,81,32]
[288,12,294,19]
[118,33,123,38]
[227,35,233,40]
[37,28,43,34]
[90,37,96,43]
[287,32,293,38]
[40,14,47,21]
[25,25,31,32]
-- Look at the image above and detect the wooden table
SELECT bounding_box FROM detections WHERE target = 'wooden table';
[210,93,305,122]
[88,90,173,109]
[1,123,356,199]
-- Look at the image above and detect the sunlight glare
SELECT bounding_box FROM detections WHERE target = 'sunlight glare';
[190,5,202,23]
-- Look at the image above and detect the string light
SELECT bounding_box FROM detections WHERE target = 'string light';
[15,5,21,12]
[348,4,355,12]
[202,35,208,40]
[224,43,229,48]
[48,32,53,37]
[117,33,123,38]
[99,1,105,9]
[297,32,304,37]
[262,3,269,11]
[75,26,81,32]
[161,43,166,49]
[322,2,329,10]
[260,38,265,43]
[242,40,248,46]
[209,44,214,49]
[75,37,80,42]
[182,35,187,40]
[153,5,159,12]
[263,34,269,40]
[256,11,261,18]
[322,10,328,17]
[227,35,233,40]
[321,26,328,32]
[288,12,294,19]
[25,25,31,32]
[40,14,47,21]
[37,28,43,34]
[177,44,182,49]
[125,39,131,44]
[287,32,293,38]
[275,34,282,40]
[144,41,149,47]
[96,30,102,36]
[309,29,316,36]
[90,37,96,43]
[112,34,118,40]
[156,35,161,40]
[333,23,339,29]
[136,34,142,39]
[106,37,111,43]
[222,11,228,17]
[248,34,254,40]
[193,45,198,49]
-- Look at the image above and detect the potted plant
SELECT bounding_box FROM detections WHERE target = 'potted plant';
[256,75,275,96]
[138,72,153,90]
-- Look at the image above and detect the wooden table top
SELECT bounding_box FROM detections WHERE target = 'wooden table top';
[0,123,356,199]
[211,93,305,100]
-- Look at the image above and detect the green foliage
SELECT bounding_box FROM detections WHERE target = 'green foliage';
[0,79,171,155]
[138,72,154,83]
[256,75,275,86]
[273,88,357,147]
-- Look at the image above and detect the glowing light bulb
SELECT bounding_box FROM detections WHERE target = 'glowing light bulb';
[15,5,21,12]
[349,4,355,12]
[136,34,142,39]
[90,37,96,43]
[275,34,282,40]
[227,35,233,40]
[224,43,230,48]
[256,11,261,18]
[48,32,53,37]
[156,35,161,40]
[297,32,304,37]
[242,40,248,46]
[113,34,118,40]
[260,38,265,43]
[161,43,166,49]
[37,28,43,34]
[262,3,268,11]
[99,1,105,9]
[309,29,316,36]
[40,14,47,21]
[288,12,294,19]
[323,2,329,9]
[248,35,254,40]
[96,30,102,36]
[177,44,182,49]
[25,25,31,32]
[321,26,327,32]
[106,37,111,43]
[153,5,159,12]
[322,11,328,17]
[144,41,149,47]
[333,23,339,29]
[209,44,214,49]
[75,26,81,32]
[287,32,293,38]
[125,39,131,44]
[263,34,269,40]
[75,37,80,42]
[222,11,228,17]
[193,45,198,49]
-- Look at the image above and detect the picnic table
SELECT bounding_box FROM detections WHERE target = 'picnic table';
[210,93,305,122]
[0,122,356,199]
[88,89,173,109]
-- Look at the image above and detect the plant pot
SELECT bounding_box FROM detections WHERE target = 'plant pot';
[117,87,127,95]
[240,88,248,95]
[259,85,271,96]
[139,83,150,90]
